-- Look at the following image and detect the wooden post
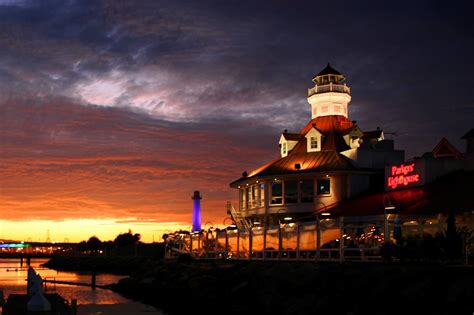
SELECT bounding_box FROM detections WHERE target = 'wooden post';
[296,223,300,260]
[278,224,283,260]
[189,234,193,254]
[339,216,344,264]
[91,269,96,291]
[236,230,240,259]
[224,229,229,259]
[205,231,209,259]
[215,231,219,259]
[384,212,390,244]
[262,223,267,261]
[249,228,253,260]
[316,216,321,261]
[71,299,77,315]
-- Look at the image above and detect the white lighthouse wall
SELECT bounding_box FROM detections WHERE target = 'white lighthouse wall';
[308,92,351,119]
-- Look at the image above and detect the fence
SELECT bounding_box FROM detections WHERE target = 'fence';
[168,213,459,262]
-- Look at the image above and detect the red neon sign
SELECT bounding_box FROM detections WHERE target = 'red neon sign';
[387,163,421,189]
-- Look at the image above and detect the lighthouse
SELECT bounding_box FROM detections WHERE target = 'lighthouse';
[191,191,202,232]
[307,63,352,119]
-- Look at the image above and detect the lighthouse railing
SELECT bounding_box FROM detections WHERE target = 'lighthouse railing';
[308,83,350,97]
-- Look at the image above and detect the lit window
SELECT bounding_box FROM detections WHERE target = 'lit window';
[284,180,298,204]
[240,188,247,210]
[258,183,265,207]
[317,179,330,195]
[271,180,283,205]
[310,137,318,149]
[300,180,314,203]
[247,185,256,208]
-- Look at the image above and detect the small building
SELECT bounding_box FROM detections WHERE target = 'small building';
[229,64,405,227]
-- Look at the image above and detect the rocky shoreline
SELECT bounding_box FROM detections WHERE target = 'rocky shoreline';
[108,259,474,315]
[43,255,154,275]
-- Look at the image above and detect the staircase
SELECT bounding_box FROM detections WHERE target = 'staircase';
[226,201,252,231]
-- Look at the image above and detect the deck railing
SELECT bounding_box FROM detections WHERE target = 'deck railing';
[308,83,350,97]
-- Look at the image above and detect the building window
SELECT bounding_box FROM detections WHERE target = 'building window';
[321,106,328,113]
[270,180,283,205]
[334,105,341,113]
[284,180,298,204]
[247,187,253,208]
[300,180,314,203]
[249,185,257,208]
[310,137,318,149]
[258,183,265,207]
[240,188,247,210]
[317,178,330,195]
[282,142,287,155]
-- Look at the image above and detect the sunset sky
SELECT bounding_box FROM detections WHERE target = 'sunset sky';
[0,0,473,242]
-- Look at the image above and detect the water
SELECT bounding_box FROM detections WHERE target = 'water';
[0,258,163,314]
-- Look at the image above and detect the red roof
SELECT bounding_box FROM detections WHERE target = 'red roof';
[230,116,358,186]
[300,116,354,135]
[432,138,463,159]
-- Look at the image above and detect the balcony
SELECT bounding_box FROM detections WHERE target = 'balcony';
[308,83,350,97]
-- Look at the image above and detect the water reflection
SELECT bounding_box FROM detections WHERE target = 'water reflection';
[0,258,163,314]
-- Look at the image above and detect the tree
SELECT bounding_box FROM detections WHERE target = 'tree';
[114,229,141,247]
[86,236,102,252]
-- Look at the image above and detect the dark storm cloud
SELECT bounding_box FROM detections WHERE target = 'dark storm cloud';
[0,0,473,224]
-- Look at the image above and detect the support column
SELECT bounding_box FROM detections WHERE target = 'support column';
[339,216,344,263]
[296,223,300,260]
[278,224,283,260]
[225,229,229,259]
[205,232,209,258]
[384,212,390,243]
[316,216,321,260]
[215,231,219,259]
[249,228,253,260]
[262,223,267,261]
[236,230,240,259]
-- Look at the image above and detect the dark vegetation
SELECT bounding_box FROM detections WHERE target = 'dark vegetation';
[43,230,165,274]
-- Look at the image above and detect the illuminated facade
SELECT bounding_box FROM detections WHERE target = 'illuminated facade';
[229,64,405,227]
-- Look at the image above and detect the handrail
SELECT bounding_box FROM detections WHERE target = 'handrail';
[308,83,350,97]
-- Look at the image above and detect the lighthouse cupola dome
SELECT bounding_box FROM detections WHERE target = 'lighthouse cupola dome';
[312,63,345,85]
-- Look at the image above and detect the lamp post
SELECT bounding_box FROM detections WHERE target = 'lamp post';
[383,194,396,244]
[314,202,327,260]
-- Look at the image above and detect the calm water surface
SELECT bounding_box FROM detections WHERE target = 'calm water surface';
[0,258,163,314]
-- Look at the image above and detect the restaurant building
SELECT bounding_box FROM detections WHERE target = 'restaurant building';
[229,64,406,228]
[165,65,473,261]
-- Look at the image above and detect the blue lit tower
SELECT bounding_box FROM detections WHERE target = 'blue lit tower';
[192,191,202,232]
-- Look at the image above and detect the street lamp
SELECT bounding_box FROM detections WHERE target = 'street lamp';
[383,194,396,243]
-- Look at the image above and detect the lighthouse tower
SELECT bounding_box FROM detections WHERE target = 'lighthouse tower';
[191,191,202,232]
[307,63,351,119]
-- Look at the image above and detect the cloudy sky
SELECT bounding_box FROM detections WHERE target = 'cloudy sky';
[0,0,473,241]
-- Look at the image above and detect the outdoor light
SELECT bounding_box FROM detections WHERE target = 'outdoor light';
[321,212,331,216]
[229,224,237,228]
[283,216,292,221]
